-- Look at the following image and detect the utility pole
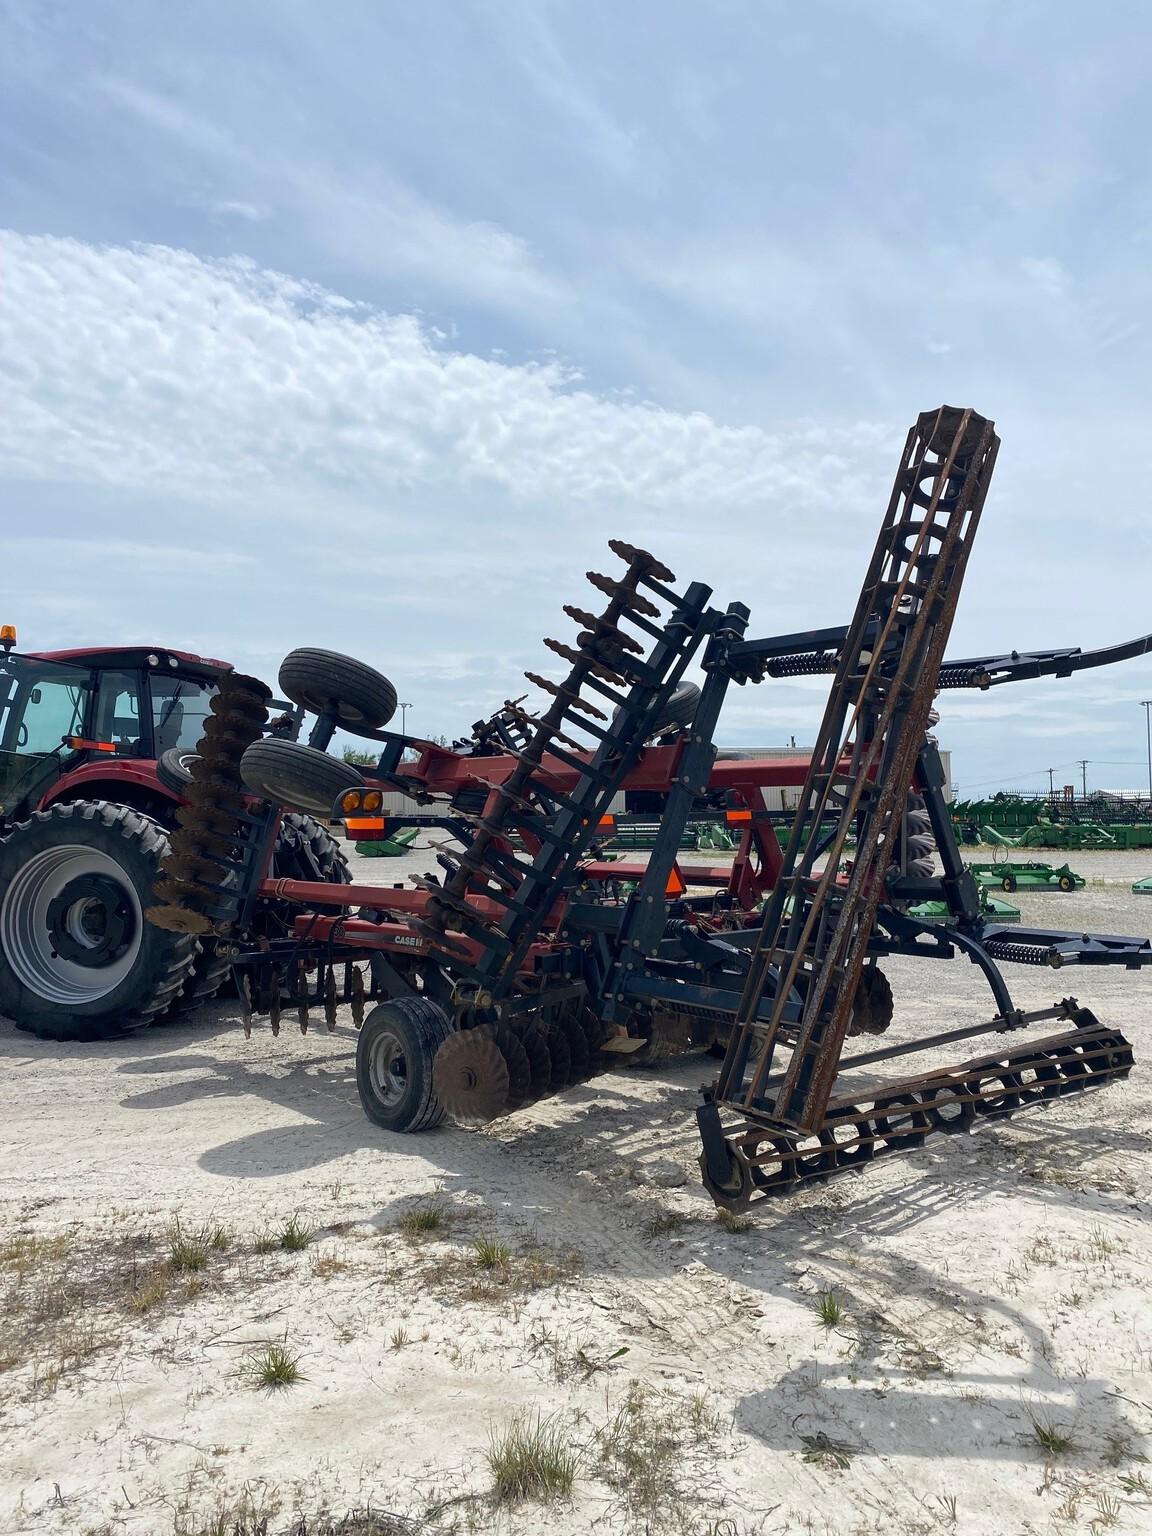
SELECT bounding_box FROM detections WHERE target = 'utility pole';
[1142,701,1152,802]
[1078,759,1089,798]
[1046,767,1055,796]
[399,702,413,736]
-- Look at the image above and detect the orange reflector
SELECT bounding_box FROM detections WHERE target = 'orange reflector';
[346,817,386,833]
[598,814,616,829]
[665,865,686,897]
[362,790,383,812]
[340,789,363,813]
[68,737,117,752]
[725,809,752,823]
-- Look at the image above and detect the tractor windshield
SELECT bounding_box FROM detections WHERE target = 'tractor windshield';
[149,674,217,754]
[0,654,96,817]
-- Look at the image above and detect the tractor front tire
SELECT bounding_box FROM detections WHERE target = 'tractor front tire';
[356,997,455,1133]
[278,648,398,731]
[240,739,364,819]
[0,802,197,1041]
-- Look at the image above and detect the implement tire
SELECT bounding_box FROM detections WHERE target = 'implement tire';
[240,739,363,819]
[0,802,197,1041]
[278,648,398,731]
[357,997,455,1133]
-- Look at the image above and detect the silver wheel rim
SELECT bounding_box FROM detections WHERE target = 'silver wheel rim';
[0,846,143,1005]
[368,1026,409,1108]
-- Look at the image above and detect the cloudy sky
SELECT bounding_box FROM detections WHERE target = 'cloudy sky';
[2,0,1150,795]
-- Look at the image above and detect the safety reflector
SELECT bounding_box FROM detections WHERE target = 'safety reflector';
[346,817,387,833]
[725,808,753,823]
[665,865,686,897]
[598,814,616,829]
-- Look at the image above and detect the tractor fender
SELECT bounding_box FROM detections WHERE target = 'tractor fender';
[37,762,179,818]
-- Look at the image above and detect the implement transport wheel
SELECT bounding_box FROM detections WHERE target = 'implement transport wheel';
[278,648,398,731]
[356,997,454,1133]
[1058,873,1075,892]
[1001,874,1017,893]
[0,802,197,1041]
[240,739,364,819]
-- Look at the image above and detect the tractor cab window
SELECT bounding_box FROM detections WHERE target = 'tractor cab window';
[93,672,144,755]
[0,656,94,815]
[150,675,216,755]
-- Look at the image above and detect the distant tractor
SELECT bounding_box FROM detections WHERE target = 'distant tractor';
[0,633,351,1042]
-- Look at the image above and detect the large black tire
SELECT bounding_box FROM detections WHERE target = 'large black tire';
[356,997,455,1133]
[653,680,701,737]
[278,648,398,731]
[240,739,364,819]
[273,812,352,885]
[0,802,198,1041]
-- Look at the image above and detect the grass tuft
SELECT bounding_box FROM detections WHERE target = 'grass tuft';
[1029,1412,1076,1458]
[814,1289,845,1329]
[715,1207,753,1234]
[166,1221,210,1274]
[246,1341,305,1390]
[471,1235,512,1270]
[278,1215,314,1252]
[397,1203,446,1236]
[488,1411,578,1504]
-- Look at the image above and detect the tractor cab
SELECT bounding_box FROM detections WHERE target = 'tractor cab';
[0,642,228,825]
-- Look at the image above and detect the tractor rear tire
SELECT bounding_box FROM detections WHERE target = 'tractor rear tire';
[278,648,398,731]
[357,997,455,1133]
[240,739,364,819]
[0,802,197,1041]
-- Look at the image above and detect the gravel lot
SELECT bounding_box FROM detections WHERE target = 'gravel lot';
[2,845,1151,1536]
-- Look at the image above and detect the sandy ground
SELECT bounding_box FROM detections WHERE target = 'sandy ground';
[2,845,1152,1536]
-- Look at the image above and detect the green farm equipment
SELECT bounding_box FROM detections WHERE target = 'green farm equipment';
[358,826,421,858]
[982,822,1116,851]
[1134,876,1152,895]
[967,860,1085,893]
[910,887,1021,924]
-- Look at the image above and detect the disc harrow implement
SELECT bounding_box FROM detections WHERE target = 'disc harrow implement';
[140,404,1152,1205]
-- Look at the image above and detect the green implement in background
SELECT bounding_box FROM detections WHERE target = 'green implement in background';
[966,860,1084,893]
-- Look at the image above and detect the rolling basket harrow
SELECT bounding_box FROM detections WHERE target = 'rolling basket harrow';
[146,406,1152,1210]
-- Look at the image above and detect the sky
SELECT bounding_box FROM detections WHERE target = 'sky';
[1,0,1150,796]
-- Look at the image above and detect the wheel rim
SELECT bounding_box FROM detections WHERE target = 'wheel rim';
[368,1026,409,1107]
[0,846,143,1005]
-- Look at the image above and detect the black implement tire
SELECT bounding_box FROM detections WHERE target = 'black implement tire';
[240,739,364,819]
[654,681,701,736]
[356,997,455,1133]
[0,802,197,1041]
[278,648,398,731]
[156,748,199,795]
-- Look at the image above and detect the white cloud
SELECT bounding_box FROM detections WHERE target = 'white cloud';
[0,231,887,520]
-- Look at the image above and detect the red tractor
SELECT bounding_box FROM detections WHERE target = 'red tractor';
[0,633,352,1041]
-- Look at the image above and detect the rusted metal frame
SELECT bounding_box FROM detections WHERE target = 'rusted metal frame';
[712,417,942,1104]
[716,410,999,1131]
[768,413,999,1128]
